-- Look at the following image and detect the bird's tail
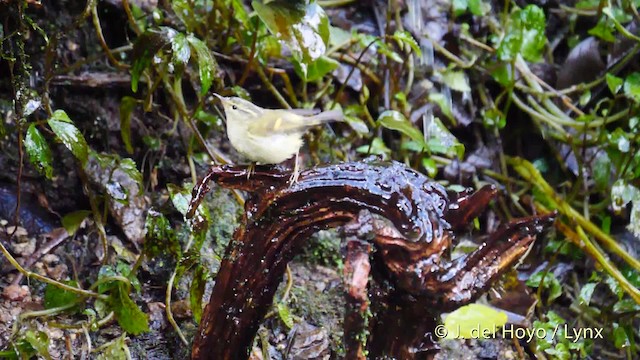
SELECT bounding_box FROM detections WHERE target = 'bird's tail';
[307,109,344,124]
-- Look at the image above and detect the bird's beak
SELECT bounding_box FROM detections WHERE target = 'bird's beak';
[213,93,224,102]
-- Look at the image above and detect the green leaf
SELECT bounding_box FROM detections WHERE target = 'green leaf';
[62,210,91,236]
[277,302,294,329]
[526,271,563,302]
[187,35,217,95]
[356,137,391,157]
[424,116,465,158]
[588,18,616,42]
[108,283,150,335]
[496,5,546,62]
[442,70,471,92]
[130,27,176,92]
[190,265,208,323]
[252,1,330,65]
[377,110,426,147]
[623,72,640,103]
[24,330,51,360]
[119,96,138,154]
[48,110,89,166]
[443,304,508,339]
[293,55,339,82]
[25,124,53,179]
[606,73,624,94]
[392,30,422,57]
[44,280,80,309]
[578,283,597,306]
[171,32,191,67]
[613,323,630,349]
[144,210,180,257]
[167,183,191,216]
[171,0,196,33]
[428,93,454,122]
[96,335,128,360]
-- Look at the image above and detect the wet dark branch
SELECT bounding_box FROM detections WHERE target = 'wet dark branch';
[189,160,555,359]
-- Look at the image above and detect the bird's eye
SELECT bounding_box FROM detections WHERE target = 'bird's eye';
[232,105,238,110]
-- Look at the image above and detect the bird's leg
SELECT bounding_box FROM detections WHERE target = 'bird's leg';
[289,152,300,185]
[247,162,255,180]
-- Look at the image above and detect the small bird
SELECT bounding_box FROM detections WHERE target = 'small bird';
[214,94,344,182]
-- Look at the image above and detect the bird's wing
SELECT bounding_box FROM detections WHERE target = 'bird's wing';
[248,110,343,136]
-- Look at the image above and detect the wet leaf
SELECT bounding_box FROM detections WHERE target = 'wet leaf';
[497,5,546,62]
[526,271,562,302]
[613,323,630,349]
[44,280,80,309]
[623,72,640,103]
[187,35,217,95]
[62,210,91,236]
[144,210,180,258]
[108,283,150,335]
[48,110,89,166]
[443,304,507,339]
[293,55,338,82]
[252,1,330,65]
[190,265,208,323]
[119,96,138,154]
[25,124,53,179]
[171,32,191,67]
[606,73,623,94]
[588,18,616,42]
[377,110,426,148]
[578,283,597,306]
[24,330,51,360]
[442,70,470,92]
[131,27,176,92]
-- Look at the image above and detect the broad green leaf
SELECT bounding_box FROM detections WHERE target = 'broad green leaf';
[588,18,616,42]
[526,271,563,302]
[424,116,465,158]
[187,35,217,95]
[252,1,330,65]
[108,283,150,335]
[25,124,53,179]
[24,330,51,360]
[623,72,640,103]
[190,265,208,323]
[422,157,437,177]
[497,5,546,62]
[62,210,91,236]
[293,55,339,82]
[167,183,191,216]
[130,27,176,92]
[48,110,89,166]
[613,324,630,349]
[392,30,422,57]
[606,73,623,94]
[44,280,80,309]
[518,5,546,62]
[119,96,138,154]
[171,32,191,67]
[443,304,507,339]
[377,110,426,147]
[442,70,470,92]
[578,283,597,306]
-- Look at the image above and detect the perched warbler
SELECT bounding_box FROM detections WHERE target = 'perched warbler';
[214,94,344,181]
